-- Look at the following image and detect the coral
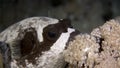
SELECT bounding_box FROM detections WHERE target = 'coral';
[64,17,120,68]
[100,19,120,50]
[64,34,100,68]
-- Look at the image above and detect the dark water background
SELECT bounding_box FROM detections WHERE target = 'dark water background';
[0,0,120,33]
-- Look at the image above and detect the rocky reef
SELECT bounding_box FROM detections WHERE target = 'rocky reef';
[64,17,120,68]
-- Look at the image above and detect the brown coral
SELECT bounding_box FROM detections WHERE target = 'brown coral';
[64,34,100,68]
[64,17,120,68]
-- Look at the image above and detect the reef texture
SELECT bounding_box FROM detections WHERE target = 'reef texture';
[64,17,120,68]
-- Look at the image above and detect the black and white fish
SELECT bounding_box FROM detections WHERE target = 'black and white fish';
[0,17,79,68]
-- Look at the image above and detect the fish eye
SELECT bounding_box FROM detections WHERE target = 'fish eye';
[48,31,56,38]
